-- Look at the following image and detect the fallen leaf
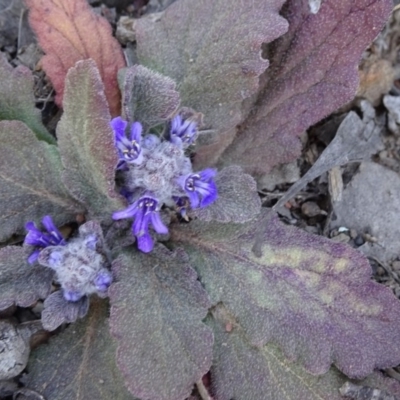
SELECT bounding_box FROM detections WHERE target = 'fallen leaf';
[274,100,383,210]
[25,0,126,116]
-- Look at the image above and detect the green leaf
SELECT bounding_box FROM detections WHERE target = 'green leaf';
[0,120,81,242]
[41,291,89,331]
[136,0,288,166]
[0,246,53,310]
[25,299,135,400]
[218,0,392,176]
[0,53,55,144]
[190,166,261,223]
[171,210,400,378]
[109,245,213,400]
[57,59,124,219]
[119,65,180,131]
[208,304,400,400]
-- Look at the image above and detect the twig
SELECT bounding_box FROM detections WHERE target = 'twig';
[17,7,25,51]
[196,380,213,400]
[386,368,400,382]
[394,4,400,13]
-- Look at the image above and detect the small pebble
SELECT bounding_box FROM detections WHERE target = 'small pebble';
[376,266,385,276]
[363,233,378,243]
[392,261,400,271]
[349,229,357,239]
[354,235,364,246]
[301,201,321,217]
[330,233,350,243]
[330,229,339,238]
[305,226,319,235]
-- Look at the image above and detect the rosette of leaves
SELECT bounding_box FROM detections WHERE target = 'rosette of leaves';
[1,0,400,399]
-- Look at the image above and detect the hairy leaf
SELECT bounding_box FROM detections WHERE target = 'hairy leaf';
[0,53,54,143]
[190,166,261,223]
[219,0,392,176]
[110,245,213,400]
[0,120,81,242]
[136,0,288,164]
[171,210,400,378]
[41,291,89,331]
[208,305,400,400]
[25,299,134,400]
[0,246,53,310]
[57,60,124,219]
[119,65,180,131]
[25,0,125,116]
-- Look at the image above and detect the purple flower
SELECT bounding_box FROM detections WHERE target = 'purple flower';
[177,168,218,209]
[64,290,82,302]
[111,117,143,168]
[112,194,168,253]
[169,115,197,147]
[24,216,65,264]
[95,272,113,292]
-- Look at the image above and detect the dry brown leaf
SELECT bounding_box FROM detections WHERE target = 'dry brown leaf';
[25,0,126,116]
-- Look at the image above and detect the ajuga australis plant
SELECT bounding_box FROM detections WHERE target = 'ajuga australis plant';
[0,0,400,399]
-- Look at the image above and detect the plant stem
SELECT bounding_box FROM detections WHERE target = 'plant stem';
[196,380,212,400]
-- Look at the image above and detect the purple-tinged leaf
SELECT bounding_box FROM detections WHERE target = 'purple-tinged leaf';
[136,0,288,164]
[109,245,213,400]
[208,304,400,400]
[0,53,55,144]
[25,299,135,400]
[190,166,261,223]
[119,65,180,131]
[41,291,89,331]
[171,210,400,378]
[218,0,392,176]
[57,59,124,218]
[0,246,53,311]
[0,120,81,242]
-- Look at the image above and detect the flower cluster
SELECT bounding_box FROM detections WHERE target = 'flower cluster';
[22,114,218,304]
[24,218,112,302]
[24,216,66,263]
[111,114,218,252]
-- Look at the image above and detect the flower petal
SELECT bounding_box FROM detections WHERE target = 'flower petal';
[111,117,128,142]
[112,201,140,220]
[137,233,154,253]
[130,121,143,142]
[150,212,169,234]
